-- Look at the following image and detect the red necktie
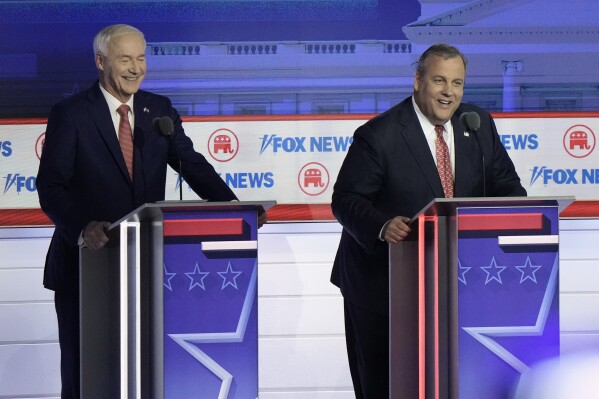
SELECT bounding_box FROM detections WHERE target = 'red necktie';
[435,125,454,198]
[116,104,134,180]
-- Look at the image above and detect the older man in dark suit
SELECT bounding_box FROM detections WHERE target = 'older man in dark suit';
[331,43,527,399]
[37,24,264,399]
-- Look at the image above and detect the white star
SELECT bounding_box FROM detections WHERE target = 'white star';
[169,262,257,399]
[218,262,243,290]
[458,259,472,285]
[164,264,176,291]
[515,256,542,284]
[481,256,508,285]
[463,255,558,382]
[185,262,210,291]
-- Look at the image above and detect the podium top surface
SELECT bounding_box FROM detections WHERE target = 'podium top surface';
[412,196,575,221]
[110,200,276,229]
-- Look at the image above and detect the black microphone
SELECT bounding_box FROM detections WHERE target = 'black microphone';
[460,111,486,196]
[460,111,480,134]
[153,116,182,200]
[152,116,174,137]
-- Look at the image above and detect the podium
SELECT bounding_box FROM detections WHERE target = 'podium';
[79,200,275,399]
[389,196,573,399]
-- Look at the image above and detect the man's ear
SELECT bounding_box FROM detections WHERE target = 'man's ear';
[95,53,104,71]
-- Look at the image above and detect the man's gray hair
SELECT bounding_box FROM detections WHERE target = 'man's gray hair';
[93,24,145,56]
[416,43,467,76]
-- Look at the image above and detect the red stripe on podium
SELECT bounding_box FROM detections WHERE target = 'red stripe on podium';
[163,218,244,237]
[418,215,427,399]
[458,213,543,231]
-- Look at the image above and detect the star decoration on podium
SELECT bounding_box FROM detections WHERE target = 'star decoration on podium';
[515,256,542,284]
[169,262,257,399]
[186,262,210,291]
[458,259,472,285]
[218,262,243,290]
[463,256,558,381]
[481,256,507,285]
[164,264,177,291]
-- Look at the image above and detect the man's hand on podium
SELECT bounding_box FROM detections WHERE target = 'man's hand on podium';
[81,220,110,250]
[381,216,411,244]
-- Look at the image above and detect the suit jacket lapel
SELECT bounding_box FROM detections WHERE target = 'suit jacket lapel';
[133,92,152,136]
[86,82,132,184]
[131,92,152,202]
[398,99,446,198]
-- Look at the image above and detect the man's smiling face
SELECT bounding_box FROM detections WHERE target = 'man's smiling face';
[413,54,465,125]
[96,32,146,103]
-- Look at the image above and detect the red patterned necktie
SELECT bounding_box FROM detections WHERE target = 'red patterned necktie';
[435,124,454,198]
[116,104,134,180]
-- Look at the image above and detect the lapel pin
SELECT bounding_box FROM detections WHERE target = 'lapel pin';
[143,107,149,113]
[464,132,470,137]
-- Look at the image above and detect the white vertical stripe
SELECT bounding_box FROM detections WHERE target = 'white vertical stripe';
[119,223,128,399]
[130,222,141,399]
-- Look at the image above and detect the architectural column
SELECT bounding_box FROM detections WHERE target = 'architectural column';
[501,60,523,112]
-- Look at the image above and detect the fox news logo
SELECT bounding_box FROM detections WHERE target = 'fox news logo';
[499,134,538,150]
[0,141,12,157]
[3,173,37,194]
[530,166,599,186]
[221,172,274,189]
[259,134,352,154]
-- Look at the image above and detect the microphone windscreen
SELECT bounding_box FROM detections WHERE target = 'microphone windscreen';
[460,112,481,132]
[159,116,175,136]
[466,112,480,132]
[153,116,174,137]
[459,112,468,128]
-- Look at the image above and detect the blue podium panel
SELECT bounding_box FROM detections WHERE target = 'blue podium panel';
[389,197,572,399]
[162,210,258,399]
[457,206,560,399]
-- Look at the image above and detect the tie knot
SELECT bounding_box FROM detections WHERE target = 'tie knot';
[435,125,444,137]
[117,104,130,117]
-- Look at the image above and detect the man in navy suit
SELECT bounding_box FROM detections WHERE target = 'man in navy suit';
[331,44,527,398]
[37,24,265,399]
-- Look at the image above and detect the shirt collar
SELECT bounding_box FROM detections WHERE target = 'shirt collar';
[99,84,134,112]
[411,96,447,133]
